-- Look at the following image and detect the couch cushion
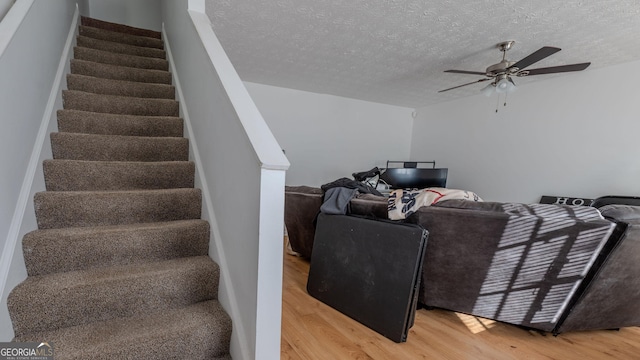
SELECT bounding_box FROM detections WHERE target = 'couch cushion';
[435,200,604,221]
[599,204,640,222]
[285,185,323,195]
[434,199,504,212]
[502,203,603,220]
[355,193,386,202]
[350,195,388,219]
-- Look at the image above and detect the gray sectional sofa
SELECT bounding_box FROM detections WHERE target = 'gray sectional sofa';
[284,185,640,334]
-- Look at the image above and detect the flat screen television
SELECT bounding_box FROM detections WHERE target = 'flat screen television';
[379,161,448,189]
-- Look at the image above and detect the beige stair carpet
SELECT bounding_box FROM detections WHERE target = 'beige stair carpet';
[7,16,232,360]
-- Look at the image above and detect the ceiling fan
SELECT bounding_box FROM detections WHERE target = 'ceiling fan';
[438,41,591,94]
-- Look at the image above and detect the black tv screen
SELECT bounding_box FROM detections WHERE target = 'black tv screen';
[380,168,448,189]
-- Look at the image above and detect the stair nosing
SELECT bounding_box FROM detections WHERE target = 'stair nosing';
[62,89,179,106]
[25,218,207,237]
[18,255,215,285]
[67,73,174,90]
[76,35,166,58]
[51,130,186,141]
[78,24,165,50]
[44,159,194,165]
[66,73,176,99]
[81,16,162,40]
[35,187,200,197]
[74,46,168,71]
[70,59,173,85]
[57,109,182,121]
[70,58,170,74]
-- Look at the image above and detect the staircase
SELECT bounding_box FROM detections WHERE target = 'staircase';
[7,17,232,359]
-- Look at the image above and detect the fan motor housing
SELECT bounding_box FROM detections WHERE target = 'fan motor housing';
[486,60,516,76]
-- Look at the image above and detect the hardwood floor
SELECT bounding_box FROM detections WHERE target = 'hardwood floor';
[281,253,640,360]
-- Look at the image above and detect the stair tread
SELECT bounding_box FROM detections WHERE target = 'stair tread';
[50,132,189,162]
[14,300,231,359]
[43,158,194,166]
[34,188,202,229]
[13,255,216,292]
[77,35,166,59]
[57,109,183,137]
[25,218,208,238]
[71,59,172,84]
[24,219,209,275]
[81,16,162,39]
[74,46,168,71]
[63,90,179,116]
[9,256,219,337]
[79,25,164,49]
[51,131,186,141]
[35,187,201,196]
[44,159,195,191]
[63,90,178,106]
[66,73,175,99]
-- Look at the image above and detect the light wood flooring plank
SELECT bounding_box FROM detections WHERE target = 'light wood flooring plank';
[281,253,640,359]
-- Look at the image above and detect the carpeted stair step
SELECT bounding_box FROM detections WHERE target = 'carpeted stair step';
[63,90,179,116]
[79,25,164,50]
[66,74,175,99]
[51,132,188,162]
[74,46,168,71]
[34,188,201,229]
[81,16,162,40]
[8,256,218,337]
[43,160,194,191]
[71,59,172,84]
[57,110,183,137]
[22,220,209,276]
[77,35,166,59]
[13,300,232,360]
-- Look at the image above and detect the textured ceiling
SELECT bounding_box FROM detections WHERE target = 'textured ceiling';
[205,0,640,108]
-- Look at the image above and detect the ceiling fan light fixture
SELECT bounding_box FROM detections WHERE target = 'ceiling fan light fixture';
[481,83,494,97]
[495,76,516,94]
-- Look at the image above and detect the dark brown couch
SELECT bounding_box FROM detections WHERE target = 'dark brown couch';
[284,186,640,333]
[556,204,640,332]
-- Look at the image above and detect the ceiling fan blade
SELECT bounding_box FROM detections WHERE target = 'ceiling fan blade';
[438,78,491,93]
[520,62,591,76]
[444,70,487,76]
[510,46,561,71]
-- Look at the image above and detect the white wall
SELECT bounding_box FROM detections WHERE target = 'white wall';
[410,61,640,204]
[245,82,415,187]
[0,0,78,341]
[0,0,14,22]
[88,0,160,31]
[161,2,289,359]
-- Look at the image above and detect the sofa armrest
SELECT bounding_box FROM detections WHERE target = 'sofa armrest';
[284,188,323,258]
[350,194,388,219]
[558,204,640,332]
